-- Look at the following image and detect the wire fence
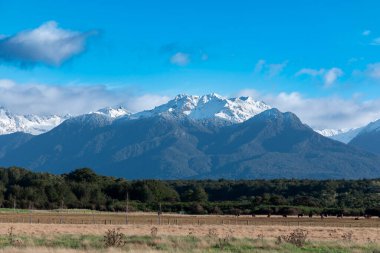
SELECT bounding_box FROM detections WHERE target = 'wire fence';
[0,212,379,228]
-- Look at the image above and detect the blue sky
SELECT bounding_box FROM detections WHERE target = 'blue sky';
[1,0,380,129]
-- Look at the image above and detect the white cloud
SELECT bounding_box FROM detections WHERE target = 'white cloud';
[362,30,371,36]
[247,91,380,129]
[324,68,343,87]
[0,79,14,89]
[125,94,170,112]
[0,79,168,115]
[268,62,288,77]
[296,67,343,87]
[254,59,266,74]
[254,59,287,77]
[170,52,190,66]
[295,68,325,77]
[235,89,260,98]
[0,21,97,66]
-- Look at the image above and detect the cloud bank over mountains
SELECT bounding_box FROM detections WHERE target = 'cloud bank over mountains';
[237,89,380,130]
[2,79,380,130]
[0,79,169,116]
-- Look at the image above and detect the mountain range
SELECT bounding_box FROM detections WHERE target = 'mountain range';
[0,107,70,135]
[1,94,380,179]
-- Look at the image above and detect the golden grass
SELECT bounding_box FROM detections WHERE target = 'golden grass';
[0,213,379,252]
[0,223,379,244]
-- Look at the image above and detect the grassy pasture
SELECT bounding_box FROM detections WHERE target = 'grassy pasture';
[0,210,379,252]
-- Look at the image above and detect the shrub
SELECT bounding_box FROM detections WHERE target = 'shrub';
[208,228,218,239]
[341,231,353,242]
[151,226,158,237]
[280,229,308,247]
[7,227,15,246]
[103,228,126,248]
[7,227,22,247]
[216,229,233,250]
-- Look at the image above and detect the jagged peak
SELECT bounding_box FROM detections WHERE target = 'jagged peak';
[93,106,131,119]
[253,108,301,123]
[0,106,11,114]
[133,93,271,123]
[0,93,273,136]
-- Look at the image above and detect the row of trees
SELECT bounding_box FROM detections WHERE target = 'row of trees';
[0,167,379,216]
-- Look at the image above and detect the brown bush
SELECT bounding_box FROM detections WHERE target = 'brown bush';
[151,226,158,237]
[280,228,308,247]
[103,228,126,248]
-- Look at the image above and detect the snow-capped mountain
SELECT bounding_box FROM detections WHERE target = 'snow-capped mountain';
[0,107,70,135]
[6,93,377,144]
[316,128,364,144]
[133,93,271,123]
[2,107,380,179]
[316,128,349,137]
[0,106,131,136]
[92,106,131,118]
[317,117,380,144]
[0,94,272,136]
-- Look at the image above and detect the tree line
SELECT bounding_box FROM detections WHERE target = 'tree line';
[0,167,379,216]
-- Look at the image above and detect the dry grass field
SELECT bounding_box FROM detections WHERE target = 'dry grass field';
[0,210,379,252]
[0,223,379,243]
[1,210,379,228]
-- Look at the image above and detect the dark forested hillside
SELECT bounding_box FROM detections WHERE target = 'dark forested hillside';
[0,167,379,216]
[1,110,380,179]
[350,130,380,155]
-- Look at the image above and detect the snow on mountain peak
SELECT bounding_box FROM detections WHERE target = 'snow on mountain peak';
[133,93,271,123]
[316,128,351,137]
[0,94,271,135]
[316,127,364,144]
[94,106,131,118]
[0,106,70,135]
[0,106,11,116]
[317,119,380,144]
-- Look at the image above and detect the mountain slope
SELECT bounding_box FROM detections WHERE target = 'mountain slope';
[349,119,380,155]
[0,113,115,174]
[0,132,33,158]
[1,109,379,179]
[200,109,380,179]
